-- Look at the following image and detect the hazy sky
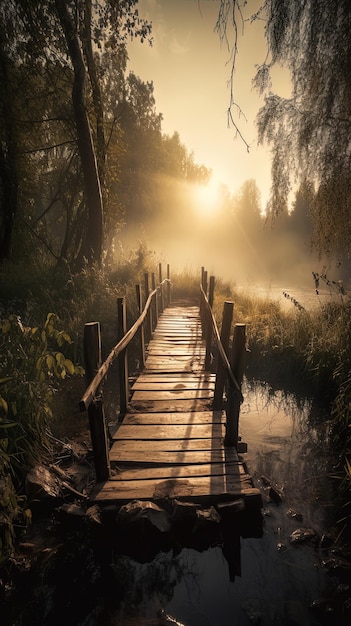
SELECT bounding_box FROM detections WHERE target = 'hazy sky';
[127,0,290,210]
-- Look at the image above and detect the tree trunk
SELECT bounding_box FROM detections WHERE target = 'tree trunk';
[0,33,18,262]
[54,0,103,264]
[82,0,106,186]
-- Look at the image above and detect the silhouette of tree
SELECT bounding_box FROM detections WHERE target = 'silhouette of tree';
[217,0,351,260]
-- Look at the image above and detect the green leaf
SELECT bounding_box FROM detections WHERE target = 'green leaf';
[0,397,8,414]
[1,320,11,334]
[0,377,12,385]
[0,420,17,429]
[63,359,75,375]
[46,354,55,370]
[55,352,65,365]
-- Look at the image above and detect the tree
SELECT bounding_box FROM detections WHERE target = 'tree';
[0,6,20,262]
[218,1,351,260]
[0,0,152,266]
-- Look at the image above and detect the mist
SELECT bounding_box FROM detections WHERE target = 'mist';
[116,172,344,292]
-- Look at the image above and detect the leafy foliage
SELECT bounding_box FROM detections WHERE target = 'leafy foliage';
[253,0,351,258]
[0,311,83,564]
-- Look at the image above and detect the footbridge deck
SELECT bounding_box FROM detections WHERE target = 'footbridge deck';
[89,303,261,525]
[80,267,262,539]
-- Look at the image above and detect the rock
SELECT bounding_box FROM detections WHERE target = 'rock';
[117,500,171,533]
[26,465,62,501]
[287,508,303,522]
[289,528,317,545]
[269,486,282,504]
[195,506,221,525]
[55,503,86,528]
[318,532,333,549]
[158,608,186,625]
[86,505,102,526]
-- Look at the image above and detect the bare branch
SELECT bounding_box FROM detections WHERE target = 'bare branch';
[19,214,60,260]
[21,140,76,155]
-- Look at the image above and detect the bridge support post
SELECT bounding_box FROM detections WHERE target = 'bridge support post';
[117,297,129,419]
[158,263,164,313]
[167,264,171,305]
[144,273,153,340]
[201,269,208,336]
[225,323,246,448]
[152,272,158,329]
[83,322,110,481]
[135,284,145,367]
[213,301,234,408]
[205,275,215,370]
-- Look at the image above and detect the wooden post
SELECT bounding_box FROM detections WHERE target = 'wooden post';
[152,272,158,329]
[208,275,215,308]
[117,297,129,418]
[202,269,208,336]
[84,321,101,384]
[135,284,145,367]
[144,272,152,340]
[167,263,171,306]
[213,301,234,409]
[225,323,246,447]
[83,322,110,481]
[88,399,110,482]
[200,266,205,323]
[159,263,164,313]
[205,275,215,370]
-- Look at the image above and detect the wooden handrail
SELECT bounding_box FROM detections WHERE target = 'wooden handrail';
[200,284,243,402]
[80,279,170,412]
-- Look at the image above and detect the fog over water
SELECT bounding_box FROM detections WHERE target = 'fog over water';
[118,173,347,303]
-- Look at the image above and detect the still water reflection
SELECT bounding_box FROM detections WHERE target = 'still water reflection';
[110,383,337,626]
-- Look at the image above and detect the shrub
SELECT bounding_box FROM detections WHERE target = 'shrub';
[0,313,83,564]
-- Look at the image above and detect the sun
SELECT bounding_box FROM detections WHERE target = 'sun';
[192,179,221,217]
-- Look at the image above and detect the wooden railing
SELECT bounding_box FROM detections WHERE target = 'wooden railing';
[79,263,171,482]
[199,266,246,449]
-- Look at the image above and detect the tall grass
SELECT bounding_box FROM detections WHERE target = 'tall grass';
[0,243,158,564]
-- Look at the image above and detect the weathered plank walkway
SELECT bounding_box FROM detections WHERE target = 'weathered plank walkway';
[91,303,261,521]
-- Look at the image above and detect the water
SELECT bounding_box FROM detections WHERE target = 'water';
[108,383,338,626]
[238,283,346,312]
[4,384,343,626]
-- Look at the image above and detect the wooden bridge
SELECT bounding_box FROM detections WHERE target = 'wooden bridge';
[80,266,262,539]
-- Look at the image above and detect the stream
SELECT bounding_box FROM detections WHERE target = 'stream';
[3,383,350,626]
[108,383,341,626]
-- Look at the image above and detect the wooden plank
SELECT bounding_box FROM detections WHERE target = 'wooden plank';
[131,389,213,401]
[120,411,224,425]
[147,348,206,355]
[129,399,211,412]
[135,374,215,382]
[111,438,224,452]
[142,365,201,371]
[92,474,260,502]
[111,462,244,481]
[113,424,225,441]
[109,447,239,465]
[145,356,203,363]
[131,380,215,391]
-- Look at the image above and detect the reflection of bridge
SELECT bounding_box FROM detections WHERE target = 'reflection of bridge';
[80,266,262,539]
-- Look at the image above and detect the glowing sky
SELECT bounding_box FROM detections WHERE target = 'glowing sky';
[127,0,290,210]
